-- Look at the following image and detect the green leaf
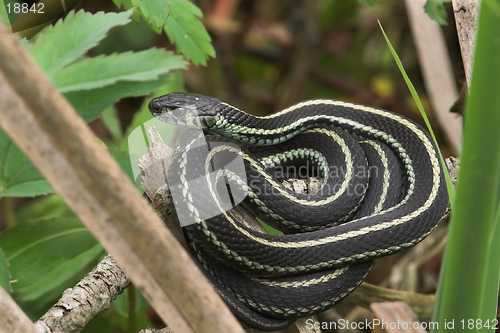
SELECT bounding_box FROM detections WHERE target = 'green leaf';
[81,314,120,333]
[113,0,134,9]
[112,0,150,25]
[0,246,12,293]
[0,130,53,197]
[65,74,171,122]
[432,2,500,331]
[18,38,30,51]
[133,0,169,29]
[378,21,456,210]
[15,195,73,224]
[136,5,162,32]
[101,106,123,142]
[51,49,187,92]
[16,243,103,301]
[29,9,132,75]
[164,0,215,66]
[257,218,284,235]
[0,218,98,294]
[112,0,143,22]
[113,287,149,317]
[0,0,9,25]
[110,149,136,186]
[424,0,450,25]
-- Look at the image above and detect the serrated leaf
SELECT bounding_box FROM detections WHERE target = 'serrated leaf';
[0,130,53,197]
[424,0,450,25]
[164,0,215,66]
[0,246,12,293]
[29,9,132,75]
[0,218,98,294]
[65,74,171,122]
[113,0,145,24]
[51,49,187,92]
[134,0,169,29]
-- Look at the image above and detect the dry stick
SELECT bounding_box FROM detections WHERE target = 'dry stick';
[139,329,172,333]
[347,284,435,321]
[371,302,427,333]
[388,224,448,292]
[404,0,463,155]
[452,0,480,86]
[295,317,322,333]
[0,286,38,333]
[35,255,130,333]
[0,22,244,333]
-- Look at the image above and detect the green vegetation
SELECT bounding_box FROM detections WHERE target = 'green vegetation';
[432,2,500,332]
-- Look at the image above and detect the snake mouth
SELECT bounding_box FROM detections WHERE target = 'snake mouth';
[148,94,219,129]
[151,107,216,129]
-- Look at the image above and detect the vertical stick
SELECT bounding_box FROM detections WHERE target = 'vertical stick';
[405,0,463,155]
[452,0,480,86]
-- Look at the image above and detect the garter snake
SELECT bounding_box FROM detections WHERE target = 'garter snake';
[148,93,449,331]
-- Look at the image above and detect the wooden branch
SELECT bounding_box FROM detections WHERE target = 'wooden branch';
[452,0,480,86]
[296,316,321,333]
[35,255,130,333]
[0,21,244,333]
[0,286,37,333]
[139,328,172,333]
[347,283,435,321]
[371,302,427,333]
[404,0,463,155]
[138,126,186,248]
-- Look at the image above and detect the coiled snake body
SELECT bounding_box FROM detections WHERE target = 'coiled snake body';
[148,93,449,331]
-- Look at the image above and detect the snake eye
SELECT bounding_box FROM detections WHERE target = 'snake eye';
[170,107,187,118]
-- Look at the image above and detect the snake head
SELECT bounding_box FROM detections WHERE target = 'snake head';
[148,92,220,129]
